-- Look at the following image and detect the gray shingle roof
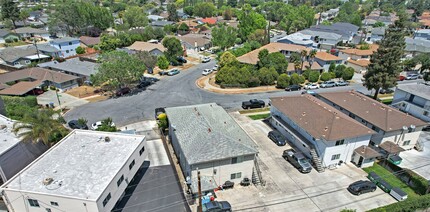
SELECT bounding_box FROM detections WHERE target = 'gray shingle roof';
[39,58,99,77]
[396,84,430,100]
[405,37,430,53]
[37,43,61,53]
[51,37,79,44]
[0,46,38,63]
[309,22,359,41]
[300,29,342,40]
[0,29,12,37]
[14,27,48,34]
[372,27,386,36]
[165,103,258,165]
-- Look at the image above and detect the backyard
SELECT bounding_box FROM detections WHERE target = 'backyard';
[247,113,271,120]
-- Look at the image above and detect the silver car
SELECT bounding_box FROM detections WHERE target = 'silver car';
[320,81,336,88]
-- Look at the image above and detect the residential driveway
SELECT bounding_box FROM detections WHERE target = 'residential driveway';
[217,113,396,212]
[399,131,430,180]
[37,90,89,109]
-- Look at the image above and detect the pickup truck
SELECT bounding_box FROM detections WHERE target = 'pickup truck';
[242,99,265,109]
[282,149,312,173]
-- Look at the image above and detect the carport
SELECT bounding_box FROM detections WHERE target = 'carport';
[379,141,405,165]
[0,80,43,96]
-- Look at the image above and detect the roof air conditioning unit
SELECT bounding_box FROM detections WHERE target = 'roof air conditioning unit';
[43,177,54,185]
[409,125,416,131]
[402,126,408,131]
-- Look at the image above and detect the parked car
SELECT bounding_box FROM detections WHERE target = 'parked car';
[222,181,234,189]
[398,75,406,81]
[347,180,377,195]
[285,84,301,91]
[282,149,312,173]
[240,177,251,186]
[406,74,419,80]
[335,81,349,86]
[320,81,336,88]
[268,130,287,146]
[304,83,319,90]
[242,99,265,109]
[212,65,218,71]
[170,60,183,66]
[167,69,180,76]
[202,69,213,76]
[422,125,430,131]
[202,201,232,212]
[91,121,115,130]
[116,87,131,96]
[202,56,211,63]
[68,120,88,130]
[137,81,151,88]
[177,56,187,63]
[379,88,394,94]
[155,107,166,120]
[159,70,169,75]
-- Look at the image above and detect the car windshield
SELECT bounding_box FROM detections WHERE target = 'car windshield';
[299,158,309,165]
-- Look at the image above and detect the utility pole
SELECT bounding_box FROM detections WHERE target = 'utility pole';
[33,39,40,60]
[197,169,202,212]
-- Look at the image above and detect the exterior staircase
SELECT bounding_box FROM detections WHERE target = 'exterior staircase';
[310,148,324,173]
[252,157,265,186]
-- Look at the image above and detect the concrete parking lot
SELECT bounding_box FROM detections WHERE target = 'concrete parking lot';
[215,112,396,212]
[399,131,430,180]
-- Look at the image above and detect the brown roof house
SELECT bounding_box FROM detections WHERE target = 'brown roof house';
[79,36,101,47]
[269,95,375,171]
[0,68,79,95]
[237,43,311,65]
[314,52,344,71]
[176,34,211,51]
[319,91,427,150]
[339,44,378,74]
[126,41,166,56]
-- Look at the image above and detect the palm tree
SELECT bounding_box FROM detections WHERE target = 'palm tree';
[309,49,317,67]
[300,50,308,70]
[13,109,67,146]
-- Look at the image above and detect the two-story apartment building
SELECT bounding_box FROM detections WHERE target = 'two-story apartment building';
[165,103,258,194]
[270,95,375,170]
[314,52,343,71]
[1,130,147,212]
[392,84,430,122]
[319,91,427,150]
[49,37,80,58]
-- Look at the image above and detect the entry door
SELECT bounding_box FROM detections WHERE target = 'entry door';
[358,156,364,167]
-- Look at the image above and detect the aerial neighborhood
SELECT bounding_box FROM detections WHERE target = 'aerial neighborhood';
[0,0,430,211]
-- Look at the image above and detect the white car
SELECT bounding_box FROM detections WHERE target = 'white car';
[202,56,211,63]
[91,121,115,130]
[202,69,213,76]
[213,65,218,71]
[304,83,319,90]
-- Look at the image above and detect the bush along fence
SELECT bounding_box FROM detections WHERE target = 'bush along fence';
[368,194,430,212]
[383,161,429,195]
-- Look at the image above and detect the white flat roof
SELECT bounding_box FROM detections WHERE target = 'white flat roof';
[3,130,145,200]
[0,115,20,155]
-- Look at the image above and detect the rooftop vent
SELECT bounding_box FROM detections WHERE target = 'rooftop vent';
[208,128,211,133]
[43,177,54,185]
[402,126,408,131]
[104,136,110,142]
[302,112,306,116]
[324,127,329,131]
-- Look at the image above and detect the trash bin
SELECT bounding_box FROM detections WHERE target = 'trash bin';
[390,187,408,201]
[49,102,54,108]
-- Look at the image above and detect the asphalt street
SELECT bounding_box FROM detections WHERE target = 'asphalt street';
[65,60,423,127]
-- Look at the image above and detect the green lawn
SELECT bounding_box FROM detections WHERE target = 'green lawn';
[363,163,418,197]
[248,113,271,120]
[239,107,270,114]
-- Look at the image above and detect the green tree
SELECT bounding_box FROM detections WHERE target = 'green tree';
[162,37,183,62]
[328,63,336,72]
[76,46,86,54]
[184,6,194,16]
[342,67,355,81]
[193,2,216,18]
[309,71,320,82]
[212,25,237,50]
[219,51,238,67]
[290,73,301,85]
[217,0,224,9]
[96,117,117,132]
[257,49,269,68]
[178,22,189,33]
[258,67,279,85]
[364,18,406,99]
[123,6,148,28]
[137,51,158,74]
[237,5,266,40]
[414,54,430,74]
[303,69,311,80]
[320,72,332,81]
[277,74,291,88]
[157,55,170,71]
[227,0,237,8]
[19,9,30,26]
[12,109,69,146]
[267,52,288,74]
[167,3,179,22]
[247,29,267,45]
[223,7,233,20]
[92,51,146,91]
[373,21,385,27]
[334,64,346,78]
[0,0,20,28]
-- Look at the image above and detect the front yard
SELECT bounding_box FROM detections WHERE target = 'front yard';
[363,163,418,197]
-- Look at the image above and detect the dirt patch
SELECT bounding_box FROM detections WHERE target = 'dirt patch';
[66,86,99,98]
[86,95,110,102]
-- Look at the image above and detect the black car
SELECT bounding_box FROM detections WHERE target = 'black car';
[285,84,301,91]
[423,125,430,131]
[268,131,286,146]
[177,56,187,63]
[379,88,394,94]
[347,180,377,195]
[137,81,151,88]
[68,120,88,129]
[202,201,232,212]
[116,87,131,96]
[242,99,265,109]
[170,60,183,66]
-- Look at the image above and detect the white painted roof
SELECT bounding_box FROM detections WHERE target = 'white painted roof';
[0,115,20,155]
[3,130,145,200]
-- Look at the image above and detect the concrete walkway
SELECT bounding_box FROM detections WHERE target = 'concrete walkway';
[37,90,89,109]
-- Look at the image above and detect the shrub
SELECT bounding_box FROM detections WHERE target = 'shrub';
[2,96,38,120]
[76,46,86,54]
[320,72,332,81]
[5,38,12,43]
[309,71,320,82]
[302,69,311,80]
[290,73,301,85]
[299,75,306,84]
[13,38,18,42]
[342,67,355,80]
[368,195,430,212]
[276,74,290,88]
[258,67,279,85]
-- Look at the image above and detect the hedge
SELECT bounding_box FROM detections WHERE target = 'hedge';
[368,194,430,212]
[384,161,428,195]
[2,96,38,120]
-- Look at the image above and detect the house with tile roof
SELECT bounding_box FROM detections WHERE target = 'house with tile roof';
[126,41,166,56]
[270,95,376,170]
[79,36,101,47]
[314,52,343,71]
[176,34,211,51]
[237,43,311,65]
[318,91,427,150]
[339,44,378,73]
[165,103,258,193]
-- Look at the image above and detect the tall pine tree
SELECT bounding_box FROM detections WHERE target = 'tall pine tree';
[363,16,406,99]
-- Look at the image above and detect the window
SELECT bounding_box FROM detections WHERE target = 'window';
[69,42,72,45]
[129,160,135,170]
[13,62,19,66]
[50,201,59,206]
[46,209,52,212]
[403,140,411,146]
[139,146,145,155]
[231,156,243,164]
[331,154,340,161]
[103,193,111,207]
[230,172,242,179]
[25,60,31,64]
[335,139,345,146]
[117,175,124,187]
[28,199,39,207]
[66,50,70,53]
[424,111,429,116]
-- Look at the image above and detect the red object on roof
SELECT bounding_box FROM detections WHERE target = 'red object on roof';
[201,17,217,25]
